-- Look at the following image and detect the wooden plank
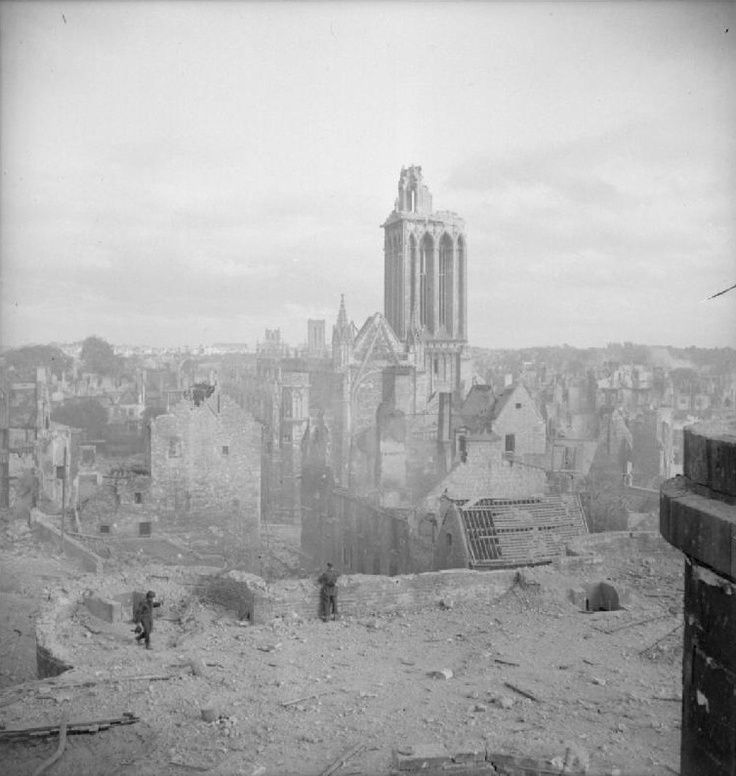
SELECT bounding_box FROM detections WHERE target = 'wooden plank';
[504,682,540,702]
[32,711,68,776]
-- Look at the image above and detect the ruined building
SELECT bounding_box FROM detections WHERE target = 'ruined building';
[301,167,584,573]
[149,385,261,558]
[383,164,467,398]
[660,417,736,776]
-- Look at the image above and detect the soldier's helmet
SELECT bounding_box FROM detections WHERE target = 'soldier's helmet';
[146,590,155,599]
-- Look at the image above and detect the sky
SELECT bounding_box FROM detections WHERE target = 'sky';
[1,0,734,352]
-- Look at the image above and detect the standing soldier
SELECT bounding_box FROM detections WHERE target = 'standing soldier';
[134,590,162,650]
[318,562,339,622]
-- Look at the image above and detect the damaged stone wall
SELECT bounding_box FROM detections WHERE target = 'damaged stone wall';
[78,466,154,537]
[257,567,517,624]
[301,472,418,576]
[150,391,261,562]
[660,417,736,776]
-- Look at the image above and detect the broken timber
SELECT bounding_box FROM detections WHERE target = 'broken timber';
[504,681,540,702]
[281,689,337,707]
[31,712,68,776]
[320,742,366,776]
[639,622,684,655]
[0,712,139,744]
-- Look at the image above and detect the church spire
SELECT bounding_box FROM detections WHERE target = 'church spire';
[332,294,354,370]
[336,294,348,333]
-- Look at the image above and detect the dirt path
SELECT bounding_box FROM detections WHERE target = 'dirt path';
[0,525,683,776]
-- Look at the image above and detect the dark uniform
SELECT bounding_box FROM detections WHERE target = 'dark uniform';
[134,590,162,649]
[318,563,339,622]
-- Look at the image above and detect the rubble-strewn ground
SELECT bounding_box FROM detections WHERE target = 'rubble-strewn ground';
[1,517,683,776]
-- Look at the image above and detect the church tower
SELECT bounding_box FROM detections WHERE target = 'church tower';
[382,165,467,396]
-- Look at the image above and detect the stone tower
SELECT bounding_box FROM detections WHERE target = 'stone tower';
[382,165,467,396]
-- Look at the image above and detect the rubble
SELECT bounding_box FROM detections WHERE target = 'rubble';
[0,530,684,776]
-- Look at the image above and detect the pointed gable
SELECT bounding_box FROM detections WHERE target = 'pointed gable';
[490,383,540,424]
[352,313,404,366]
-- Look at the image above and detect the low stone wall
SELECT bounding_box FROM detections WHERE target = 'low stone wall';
[34,567,518,675]
[254,568,517,625]
[30,509,104,574]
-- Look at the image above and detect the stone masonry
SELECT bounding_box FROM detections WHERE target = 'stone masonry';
[660,416,736,776]
[150,389,261,558]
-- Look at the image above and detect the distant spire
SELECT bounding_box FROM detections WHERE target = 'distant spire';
[336,294,348,331]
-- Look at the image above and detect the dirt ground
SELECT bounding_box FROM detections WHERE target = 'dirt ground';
[0,519,684,776]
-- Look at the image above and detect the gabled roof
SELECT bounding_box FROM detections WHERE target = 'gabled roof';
[488,382,535,421]
[458,494,587,568]
[352,312,404,366]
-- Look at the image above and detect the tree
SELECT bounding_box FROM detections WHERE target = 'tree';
[2,345,72,380]
[81,336,121,376]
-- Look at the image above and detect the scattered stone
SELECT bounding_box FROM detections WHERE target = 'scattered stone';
[473,703,487,712]
[257,642,282,652]
[563,742,590,774]
[439,599,454,610]
[497,696,515,709]
[428,669,453,680]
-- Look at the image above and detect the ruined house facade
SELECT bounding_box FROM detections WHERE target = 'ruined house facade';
[149,387,261,554]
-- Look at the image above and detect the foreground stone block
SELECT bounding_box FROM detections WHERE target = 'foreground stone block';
[395,744,453,771]
[84,595,122,623]
[452,741,486,763]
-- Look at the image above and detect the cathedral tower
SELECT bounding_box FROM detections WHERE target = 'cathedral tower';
[382,165,467,395]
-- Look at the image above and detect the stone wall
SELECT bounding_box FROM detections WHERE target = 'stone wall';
[301,473,420,576]
[660,416,736,776]
[31,509,104,573]
[254,567,517,625]
[150,391,261,558]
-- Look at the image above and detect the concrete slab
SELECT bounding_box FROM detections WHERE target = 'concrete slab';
[395,743,453,771]
[84,595,122,623]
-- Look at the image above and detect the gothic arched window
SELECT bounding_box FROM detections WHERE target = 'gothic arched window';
[419,233,433,328]
[439,233,454,332]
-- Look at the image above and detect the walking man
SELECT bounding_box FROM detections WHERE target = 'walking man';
[134,590,162,649]
[318,562,339,622]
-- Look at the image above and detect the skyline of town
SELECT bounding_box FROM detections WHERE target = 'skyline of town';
[2,2,734,351]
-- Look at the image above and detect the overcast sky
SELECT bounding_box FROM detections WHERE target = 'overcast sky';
[1,1,734,351]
